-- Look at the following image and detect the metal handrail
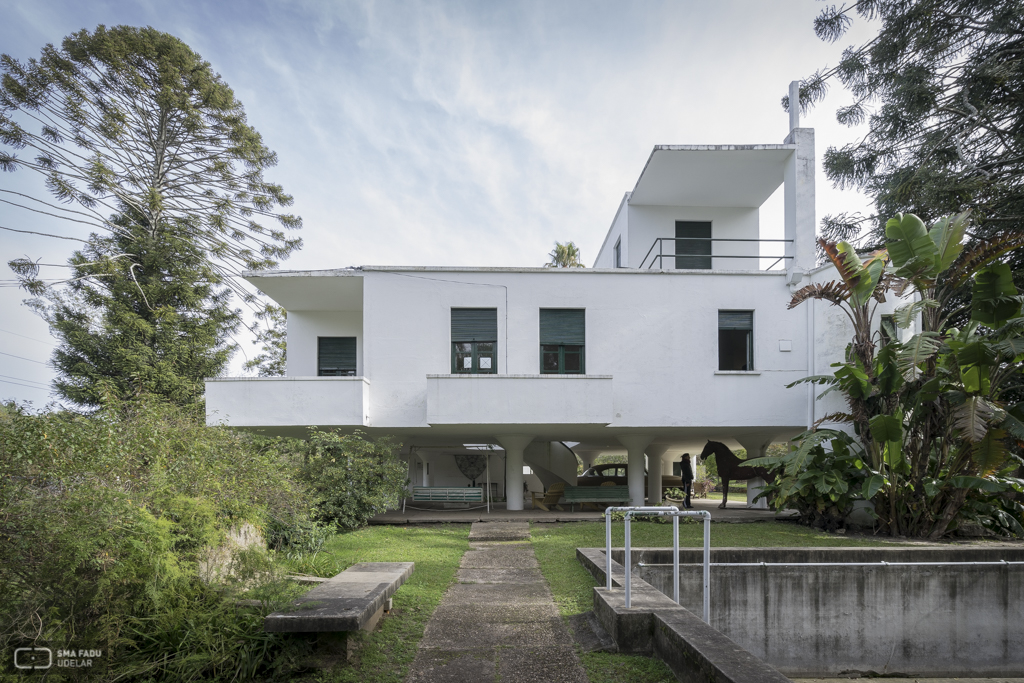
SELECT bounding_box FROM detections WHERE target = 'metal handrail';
[604,506,711,623]
[638,237,795,271]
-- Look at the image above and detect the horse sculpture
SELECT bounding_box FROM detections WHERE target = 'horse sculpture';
[697,440,775,509]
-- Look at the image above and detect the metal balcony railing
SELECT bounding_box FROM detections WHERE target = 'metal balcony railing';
[639,237,794,271]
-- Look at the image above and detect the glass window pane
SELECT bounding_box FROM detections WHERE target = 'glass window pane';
[719,329,751,370]
[563,346,582,373]
[477,342,494,353]
[454,342,472,373]
[542,350,559,373]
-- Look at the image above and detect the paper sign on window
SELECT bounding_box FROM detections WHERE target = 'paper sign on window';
[480,357,492,369]
[464,357,472,369]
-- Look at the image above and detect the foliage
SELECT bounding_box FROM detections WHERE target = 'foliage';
[1,25,302,297]
[754,431,870,531]
[1,25,302,405]
[0,396,314,680]
[301,430,409,530]
[244,303,287,377]
[788,1,1024,295]
[545,241,585,268]
[28,215,239,407]
[757,213,1024,538]
[580,652,675,683]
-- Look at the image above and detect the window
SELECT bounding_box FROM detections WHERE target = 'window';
[540,308,585,374]
[318,337,356,376]
[451,308,497,374]
[719,310,753,371]
[880,314,896,346]
[613,237,622,268]
[675,221,712,269]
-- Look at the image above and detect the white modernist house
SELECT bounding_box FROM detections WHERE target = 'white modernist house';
[206,106,902,511]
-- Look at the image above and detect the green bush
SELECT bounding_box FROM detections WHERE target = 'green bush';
[0,397,314,681]
[301,430,409,530]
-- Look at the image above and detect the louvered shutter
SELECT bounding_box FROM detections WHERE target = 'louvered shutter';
[451,309,497,342]
[718,311,753,330]
[539,309,585,345]
[675,221,712,269]
[318,337,356,376]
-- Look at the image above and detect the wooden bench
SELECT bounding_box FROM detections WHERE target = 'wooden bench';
[265,562,414,633]
[404,486,484,511]
[563,484,630,511]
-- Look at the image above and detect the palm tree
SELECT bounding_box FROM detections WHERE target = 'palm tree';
[545,241,585,268]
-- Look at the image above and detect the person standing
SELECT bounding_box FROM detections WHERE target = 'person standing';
[680,454,694,509]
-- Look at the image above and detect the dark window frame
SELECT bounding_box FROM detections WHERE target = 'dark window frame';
[540,344,585,374]
[317,336,357,376]
[539,308,585,374]
[880,314,896,346]
[718,310,754,371]
[451,308,498,374]
[675,221,712,270]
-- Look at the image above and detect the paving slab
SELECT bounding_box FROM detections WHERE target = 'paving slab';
[404,522,588,682]
[468,521,531,541]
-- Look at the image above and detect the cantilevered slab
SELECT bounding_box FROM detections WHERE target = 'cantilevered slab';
[265,562,414,632]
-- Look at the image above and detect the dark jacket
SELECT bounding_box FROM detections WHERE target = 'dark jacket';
[680,457,694,483]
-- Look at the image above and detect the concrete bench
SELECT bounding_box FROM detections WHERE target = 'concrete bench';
[404,486,484,511]
[563,485,630,511]
[265,562,414,633]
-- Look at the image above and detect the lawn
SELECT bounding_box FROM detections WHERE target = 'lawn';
[295,524,470,683]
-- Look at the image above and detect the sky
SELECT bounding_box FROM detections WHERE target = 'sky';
[0,0,879,406]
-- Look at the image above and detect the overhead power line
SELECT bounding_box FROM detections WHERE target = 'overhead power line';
[0,351,49,365]
[0,328,55,345]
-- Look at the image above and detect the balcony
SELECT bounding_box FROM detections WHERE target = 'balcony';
[426,374,613,426]
[639,236,793,271]
[205,376,370,428]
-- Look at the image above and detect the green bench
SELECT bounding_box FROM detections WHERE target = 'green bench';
[404,486,484,512]
[562,484,630,512]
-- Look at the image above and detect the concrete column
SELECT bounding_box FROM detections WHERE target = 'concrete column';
[645,444,671,505]
[737,439,771,510]
[496,435,534,511]
[784,126,816,279]
[616,435,655,506]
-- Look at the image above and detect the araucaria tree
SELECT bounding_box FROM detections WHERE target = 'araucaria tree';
[0,26,301,405]
[788,1,1024,264]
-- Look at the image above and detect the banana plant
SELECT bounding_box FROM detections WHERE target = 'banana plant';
[782,211,1024,538]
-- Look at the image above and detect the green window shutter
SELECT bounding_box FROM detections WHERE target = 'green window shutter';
[675,221,712,269]
[539,309,585,345]
[451,308,497,342]
[718,311,753,330]
[318,337,357,375]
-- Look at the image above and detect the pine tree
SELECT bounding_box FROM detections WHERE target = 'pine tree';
[244,305,286,377]
[789,1,1024,260]
[33,212,237,407]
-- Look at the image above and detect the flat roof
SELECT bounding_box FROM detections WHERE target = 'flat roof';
[629,144,794,207]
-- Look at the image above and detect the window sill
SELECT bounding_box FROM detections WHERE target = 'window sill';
[714,370,761,376]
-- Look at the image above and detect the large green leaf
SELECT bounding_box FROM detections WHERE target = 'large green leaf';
[869,414,902,443]
[928,211,968,272]
[893,298,938,330]
[835,241,885,307]
[971,429,1008,476]
[955,341,997,367]
[972,263,1020,327]
[861,474,884,500]
[950,475,1007,493]
[953,396,995,443]
[897,332,941,381]
[834,364,872,399]
[885,213,939,277]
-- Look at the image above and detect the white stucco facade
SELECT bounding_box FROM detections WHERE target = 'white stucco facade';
[205,122,902,509]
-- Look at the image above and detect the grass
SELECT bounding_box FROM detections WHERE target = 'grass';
[293,523,470,683]
[581,652,676,682]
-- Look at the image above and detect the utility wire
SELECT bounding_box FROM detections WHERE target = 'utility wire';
[0,378,50,391]
[0,373,50,388]
[0,351,49,365]
[0,328,55,345]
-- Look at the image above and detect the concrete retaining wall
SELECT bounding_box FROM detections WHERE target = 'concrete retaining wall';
[614,546,1024,677]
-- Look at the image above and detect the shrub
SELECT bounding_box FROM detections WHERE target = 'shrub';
[0,397,314,680]
[301,430,409,530]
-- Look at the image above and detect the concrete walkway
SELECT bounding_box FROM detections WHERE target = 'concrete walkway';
[405,522,588,683]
